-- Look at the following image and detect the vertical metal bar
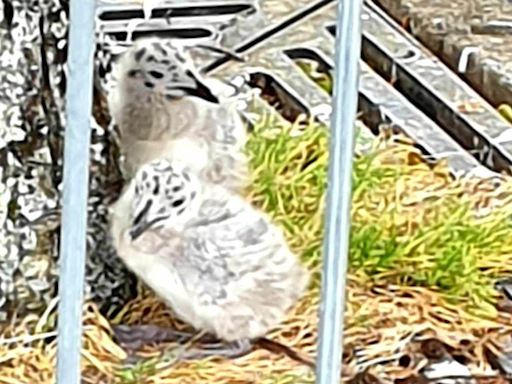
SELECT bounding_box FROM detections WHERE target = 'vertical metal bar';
[56,2,96,384]
[315,0,362,383]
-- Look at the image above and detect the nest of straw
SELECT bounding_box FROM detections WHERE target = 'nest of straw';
[1,118,512,383]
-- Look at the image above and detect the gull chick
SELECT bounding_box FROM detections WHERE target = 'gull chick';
[109,158,310,362]
[108,38,249,193]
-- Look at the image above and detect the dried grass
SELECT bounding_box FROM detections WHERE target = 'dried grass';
[1,118,512,383]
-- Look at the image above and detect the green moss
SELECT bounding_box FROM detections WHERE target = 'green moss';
[116,358,157,384]
[247,118,512,315]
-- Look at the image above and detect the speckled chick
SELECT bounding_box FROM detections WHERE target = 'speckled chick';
[108,38,249,193]
[109,158,309,343]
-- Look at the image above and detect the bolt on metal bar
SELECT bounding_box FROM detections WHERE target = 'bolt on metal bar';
[315,0,362,383]
[55,2,97,384]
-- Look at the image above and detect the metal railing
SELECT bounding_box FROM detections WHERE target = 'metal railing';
[56,2,97,384]
[315,0,362,382]
[55,1,361,383]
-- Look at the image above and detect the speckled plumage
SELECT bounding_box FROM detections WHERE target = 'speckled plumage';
[108,37,249,193]
[109,159,309,342]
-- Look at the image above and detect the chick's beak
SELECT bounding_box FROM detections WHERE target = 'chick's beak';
[129,200,170,240]
[182,70,219,103]
[187,44,243,103]
[129,219,152,241]
[193,81,219,104]
[129,200,154,241]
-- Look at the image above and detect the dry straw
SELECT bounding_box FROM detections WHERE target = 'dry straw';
[1,117,512,383]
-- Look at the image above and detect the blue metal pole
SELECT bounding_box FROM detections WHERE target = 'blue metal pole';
[315,0,362,383]
[55,2,96,384]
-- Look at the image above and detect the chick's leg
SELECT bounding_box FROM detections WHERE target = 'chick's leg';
[181,338,254,360]
[113,324,194,351]
[113,324,256,362]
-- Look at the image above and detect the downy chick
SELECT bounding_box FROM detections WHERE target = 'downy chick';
[108,38,249,193]
[109,158,310,362]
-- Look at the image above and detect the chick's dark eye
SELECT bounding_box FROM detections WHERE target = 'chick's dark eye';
[172,198,185,208]
[149,70,164,79]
